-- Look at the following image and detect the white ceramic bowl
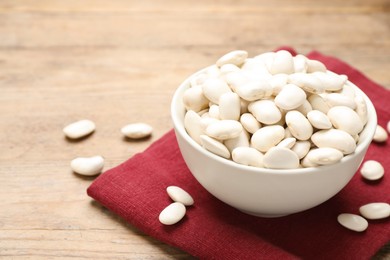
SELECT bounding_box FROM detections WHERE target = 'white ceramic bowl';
[171,67,377,217]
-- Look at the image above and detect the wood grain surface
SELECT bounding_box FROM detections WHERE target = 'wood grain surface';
[0,0,389,258]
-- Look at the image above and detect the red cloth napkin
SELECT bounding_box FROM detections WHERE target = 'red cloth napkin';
[87,48,390,259]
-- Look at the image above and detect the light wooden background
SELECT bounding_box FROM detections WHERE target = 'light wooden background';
[0,0,389,258]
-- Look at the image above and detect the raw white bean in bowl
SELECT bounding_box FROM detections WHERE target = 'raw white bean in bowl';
[171,50,377,217]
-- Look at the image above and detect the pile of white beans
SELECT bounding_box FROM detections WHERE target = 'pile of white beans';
[183,50,370,169]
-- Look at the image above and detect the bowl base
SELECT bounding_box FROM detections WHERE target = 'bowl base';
[240,209,289,218]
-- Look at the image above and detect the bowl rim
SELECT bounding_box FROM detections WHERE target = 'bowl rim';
[171,66,378,175]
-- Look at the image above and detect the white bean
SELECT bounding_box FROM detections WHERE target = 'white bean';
[267,50,294,75]
[200,135,230,159]
[253,52,276,64]
[288,73,324,94]
[205,120,243,140]
[159,202,186,225]
[301,155,319,168]
[285,111,313,141]
[240,113,261,134]
[184,110,203,144]
[269,74,288,95]
[224,130,250,153]
[324,93,356,109]
[121,123,153,139]
[306,59,327,73]
[182,87,209,112]
[295,99,313,116]
[232,147,264,167]
[313,71,346,91]
[305,147,343,165]
[241,58,266,72]
[235,80,273,101]
[293,54,308,73]
[337,213,368,232]
[307,110,332,129]
[202,78,232,104]
[359,203,390,220]
[220,64,240,75]
[225,71,250,92]
[63,119,95,139]
[216,50,248,67]
[276,137,296,149]
[274,84,307,110]
[311,129,356,155]
[308,94,331,114]
[251,125,285,152]
[248,99,282,125]
[243,60,272,81]
[200,117,219,132]
[291,140,311,159]
[327,106,363,136]
[206,65,221,78]
[70,156,104,176]
[166,186,194,206]
[219,92,241,120]
[208,104,220,119]
[354,95,368,125]
[373,125,388,143]
[360,160,384,180]
[263,147,300,169]
[338,83,356,99]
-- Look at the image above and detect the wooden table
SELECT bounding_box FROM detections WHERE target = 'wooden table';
[1,0,389,258]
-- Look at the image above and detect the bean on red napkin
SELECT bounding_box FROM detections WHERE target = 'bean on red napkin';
[87,48,390,259]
